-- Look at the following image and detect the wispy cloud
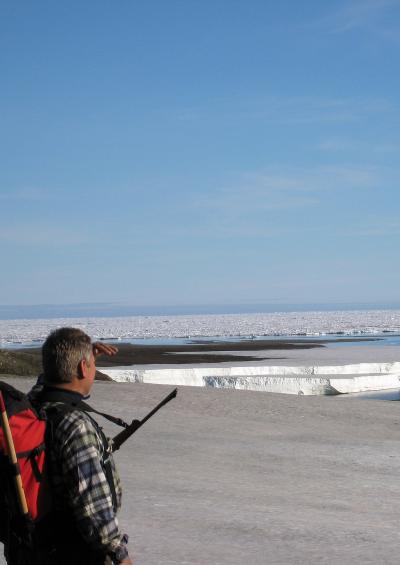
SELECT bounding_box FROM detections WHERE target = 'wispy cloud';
[196,166,377,212]
[0,225,88,246]
[177,165,381,238]
[317,137,400,157]
[343,221,400,237]
[318,138,361,152]
[258,97,391,125]
[0,187,50,201]
[172,95,392,127]
[167,223,300,239]
[322,0,400,38]
[193,173,318,222]
[373,143,400,154]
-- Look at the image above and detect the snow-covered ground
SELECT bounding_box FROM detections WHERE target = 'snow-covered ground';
[2,377,400,565]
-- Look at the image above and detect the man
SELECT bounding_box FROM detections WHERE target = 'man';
[35,327,132,565]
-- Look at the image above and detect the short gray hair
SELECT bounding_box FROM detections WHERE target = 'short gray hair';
[42,327,92,384]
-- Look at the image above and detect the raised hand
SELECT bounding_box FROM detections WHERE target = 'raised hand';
[92,342,119,358]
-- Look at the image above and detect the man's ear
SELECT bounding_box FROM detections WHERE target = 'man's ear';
[77,359,86,380]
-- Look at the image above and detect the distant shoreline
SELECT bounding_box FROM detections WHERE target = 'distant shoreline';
[1,302,400,320]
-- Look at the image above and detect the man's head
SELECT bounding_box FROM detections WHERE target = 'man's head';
[42,327,95,388]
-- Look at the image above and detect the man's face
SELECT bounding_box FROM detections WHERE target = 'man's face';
[82,350,96,394]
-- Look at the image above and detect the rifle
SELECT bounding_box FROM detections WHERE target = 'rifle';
[0,391,29,517]
[110,387,178,452]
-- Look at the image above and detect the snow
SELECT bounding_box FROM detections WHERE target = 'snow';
[3,377,400,564]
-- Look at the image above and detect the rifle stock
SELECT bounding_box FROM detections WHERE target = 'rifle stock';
[111,387,178,452]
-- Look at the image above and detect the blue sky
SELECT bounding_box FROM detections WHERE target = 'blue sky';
[1,0,399,309]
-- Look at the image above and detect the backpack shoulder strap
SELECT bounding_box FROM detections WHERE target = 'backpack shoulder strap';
[37,392,120,512]
[79,401,129,429]
[32,388,128,429]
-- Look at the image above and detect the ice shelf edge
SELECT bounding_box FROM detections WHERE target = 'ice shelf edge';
[99,362,400,395]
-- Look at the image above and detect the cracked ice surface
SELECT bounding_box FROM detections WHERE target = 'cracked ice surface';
[1,309,400,346]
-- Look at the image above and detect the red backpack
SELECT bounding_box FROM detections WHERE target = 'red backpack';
[0,381,127,564]
[0,382,51,522]
[0,378,175,563]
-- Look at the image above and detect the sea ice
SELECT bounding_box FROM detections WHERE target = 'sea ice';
[101,361,400,395]
[1,309,400,346]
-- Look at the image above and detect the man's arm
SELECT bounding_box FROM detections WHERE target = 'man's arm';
[57,412,131,563]
[92,342,119,358]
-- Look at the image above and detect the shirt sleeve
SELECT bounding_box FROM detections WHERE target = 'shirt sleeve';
[55,411,130,562]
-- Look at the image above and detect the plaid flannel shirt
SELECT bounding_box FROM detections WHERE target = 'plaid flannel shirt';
[42,400,129,563]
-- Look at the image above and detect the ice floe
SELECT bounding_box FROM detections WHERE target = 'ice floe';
[101,361,400,396]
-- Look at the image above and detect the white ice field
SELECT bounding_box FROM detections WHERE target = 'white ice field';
[1,309,400,344]
[1,309,400,395]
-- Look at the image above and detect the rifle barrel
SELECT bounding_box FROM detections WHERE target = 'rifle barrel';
[111,387,177,452]
[139,387,178,426]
